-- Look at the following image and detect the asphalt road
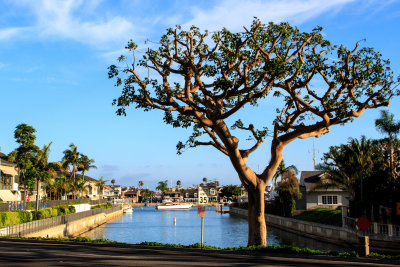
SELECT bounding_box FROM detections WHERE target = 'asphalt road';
[0,239,398,267]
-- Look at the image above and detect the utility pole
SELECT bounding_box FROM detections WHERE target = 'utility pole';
[313,136,316,170]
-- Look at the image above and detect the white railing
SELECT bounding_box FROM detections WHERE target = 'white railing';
[344,216,400,240]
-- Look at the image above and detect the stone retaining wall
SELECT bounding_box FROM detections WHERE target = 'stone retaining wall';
[231,207,359,243]
[230,207,400,253]
[24,209,123,238]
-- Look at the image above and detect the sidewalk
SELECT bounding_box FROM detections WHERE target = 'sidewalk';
[0,238,398,266]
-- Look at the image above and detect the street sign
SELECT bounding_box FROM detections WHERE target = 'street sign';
[198,187,208,205]
[197,205,205,218]
[356,215,372,232]
[396,202,400,216]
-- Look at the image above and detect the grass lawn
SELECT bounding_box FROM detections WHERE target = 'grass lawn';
[293,208,342,227]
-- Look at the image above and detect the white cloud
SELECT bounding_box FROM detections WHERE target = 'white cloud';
[0,27,30,40]
[1,0,140,49]
[184,0,355,31]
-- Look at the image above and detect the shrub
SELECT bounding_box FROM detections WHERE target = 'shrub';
[0,211,30,226]
[91,203,112,209]
[293,208,342,226]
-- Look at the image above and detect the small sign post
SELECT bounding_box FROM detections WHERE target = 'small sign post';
[356,215,372,256]
[198,187,208,248]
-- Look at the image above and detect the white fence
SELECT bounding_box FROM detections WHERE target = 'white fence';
[344,216,400,241]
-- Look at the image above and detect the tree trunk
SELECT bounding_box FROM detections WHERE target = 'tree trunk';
[389,136,395,179]
[35,179,40,211]
[247,182,267,246]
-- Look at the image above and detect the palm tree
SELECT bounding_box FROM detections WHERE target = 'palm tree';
[317,136,374,209]
[176,180,181,187]
[375,110,400,178]
[33,142,56,210]
[111,179,116,186]
[156,180,168,196]
[138,180,144,189]
[74,178,88,198]
[202,177,207,183]
[62,143,80,181]
[95,176,108,200]
[78,154,97,181]
[272,160,298,187]
[56,175,71,200]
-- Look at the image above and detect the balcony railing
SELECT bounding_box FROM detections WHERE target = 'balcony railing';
[0,185,12,190]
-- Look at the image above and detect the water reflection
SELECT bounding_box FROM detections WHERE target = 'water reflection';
[81,206,350,251]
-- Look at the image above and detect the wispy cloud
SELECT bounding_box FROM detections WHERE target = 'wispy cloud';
[0,0,140,49]
[184,0,355,31]
[0,27,30,40]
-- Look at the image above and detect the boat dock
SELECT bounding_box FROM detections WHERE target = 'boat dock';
[215,204,230,213]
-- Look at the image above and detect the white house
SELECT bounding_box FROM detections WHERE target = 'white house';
[296,171,350,210]
[0,153,21,201]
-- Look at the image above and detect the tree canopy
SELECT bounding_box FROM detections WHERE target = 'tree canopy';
[109,19,398,246]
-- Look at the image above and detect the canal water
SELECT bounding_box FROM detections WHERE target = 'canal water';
[81,206,348,251]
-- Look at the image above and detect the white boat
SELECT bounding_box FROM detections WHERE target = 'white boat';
[156,202,192,210]
[123,206,134,213]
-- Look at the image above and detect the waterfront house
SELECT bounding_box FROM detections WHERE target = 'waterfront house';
[0,153,21,201]
[104,185,122,201]
[83,175,103,200]
[296,171,350,210]
[123,187,140,203]
[180,182,220,203]
[182,187,198,202]
[163,187,183,202]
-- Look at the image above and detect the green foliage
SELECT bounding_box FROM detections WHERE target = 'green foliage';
[11,124,39,191]
[156,180,168,194]
[52,205,75,216]
[0,211,31,226]
[0,205,75,226]
[318,135,400,220]
[91,203,112,209]
[293,208,342,226]
[221,185,242,199]
[141,189,154,202]
[275,171,301,217]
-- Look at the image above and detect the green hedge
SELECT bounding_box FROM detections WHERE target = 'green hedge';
[0,211,32,227]
[91,203,112,209]
[293,208,342,226]
[0,205,76,227]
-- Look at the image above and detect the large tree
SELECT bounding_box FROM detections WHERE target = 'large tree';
[11,124,39,195]
[109,20,397,246]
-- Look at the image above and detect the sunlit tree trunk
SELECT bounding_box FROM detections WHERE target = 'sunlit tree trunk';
[247,182,267,246]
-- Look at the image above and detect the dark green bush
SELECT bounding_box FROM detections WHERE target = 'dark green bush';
[68,206,75,214]
[17,211,32,223]
[293,208,342,226]
[91,203,112,209]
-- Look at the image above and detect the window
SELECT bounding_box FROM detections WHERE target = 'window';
[321,195,338,205]
[194,193,197,198]
[185,193,189,197]
[210,188,216,195]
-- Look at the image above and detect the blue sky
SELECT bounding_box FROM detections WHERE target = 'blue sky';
[1,0,400,190]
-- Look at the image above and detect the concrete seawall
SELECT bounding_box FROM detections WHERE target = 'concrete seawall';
[24,209,123,238]
[230,207,400,253]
